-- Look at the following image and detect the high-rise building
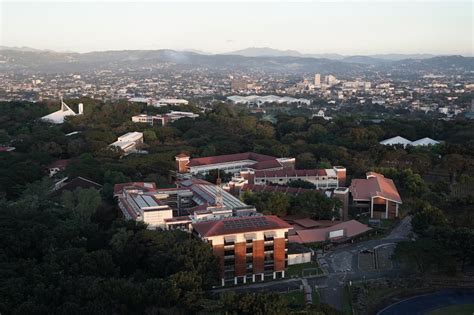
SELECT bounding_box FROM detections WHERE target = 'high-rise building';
[314,73,321,86]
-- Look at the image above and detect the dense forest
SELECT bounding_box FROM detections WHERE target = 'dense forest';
[0,99,473,313]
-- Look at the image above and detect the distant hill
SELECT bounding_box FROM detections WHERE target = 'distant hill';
[0,48,472,74]
[226,47,304,57]
[0,46,45,52]
[224,47,445,62]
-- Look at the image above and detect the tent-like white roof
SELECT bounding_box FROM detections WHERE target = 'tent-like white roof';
[411,137,440,146]
[380,136,412,146]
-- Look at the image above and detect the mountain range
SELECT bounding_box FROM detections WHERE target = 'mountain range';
[224,47,438,61]
[0,46,472,75]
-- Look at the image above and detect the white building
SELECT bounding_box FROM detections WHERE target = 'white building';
[110,132,143,154]
[132,111,199,126]
[248,166,346,189]
[155,98,189,107]
[114,183,173,229]
[41,98,83,124]
[227,95,311,107]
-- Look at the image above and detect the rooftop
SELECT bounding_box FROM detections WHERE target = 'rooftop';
[254,168,327,178]
[289,220,372,244]
[349,172,402,203]
[192,215,291,238]
[187,152,278,167]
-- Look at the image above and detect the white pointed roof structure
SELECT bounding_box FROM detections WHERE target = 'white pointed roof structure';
[379,136,413,147]
[41,97,83,124]
[411,137,440,146]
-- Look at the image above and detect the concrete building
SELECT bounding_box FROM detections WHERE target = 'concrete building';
[114,182,174,229]
[192,215,291,286]
[314,74,321,86]
[249,166,346,189]
[178,178,257,217]
[110,132,143,154]
[155,98,189,107]
[349,172,402,219]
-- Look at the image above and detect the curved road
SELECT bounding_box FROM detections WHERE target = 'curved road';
[378,288,474,315]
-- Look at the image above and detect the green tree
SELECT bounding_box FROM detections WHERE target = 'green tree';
[61,188,101,224]
[291,191,339,220]
[394,238,442,274]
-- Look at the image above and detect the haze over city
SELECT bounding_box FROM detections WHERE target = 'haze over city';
[1,1,473,55]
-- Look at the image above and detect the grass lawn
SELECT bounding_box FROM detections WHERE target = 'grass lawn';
[427,304,474,315]
[287,261,323,277]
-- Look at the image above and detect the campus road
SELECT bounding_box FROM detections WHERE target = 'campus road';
[211,216,413,310]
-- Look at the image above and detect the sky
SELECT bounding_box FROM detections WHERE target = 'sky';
[1,1,473,55]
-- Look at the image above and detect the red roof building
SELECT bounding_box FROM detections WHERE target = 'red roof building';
[349,172,402,219]
[289,220,372,244]
[192,215,291,286]
[175,152,295,175]
[47,159,71,177]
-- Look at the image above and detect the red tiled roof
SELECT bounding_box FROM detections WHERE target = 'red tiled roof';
[175,153,190,158]
[349,172,402,204]
[252,159,283,170]
[293,218,339,229]
[254,168,327,178]
[290,220,372,244]
[192,215,291,237]
[113,182,157,195]
[187,152,277,167]
[0,146,15,152]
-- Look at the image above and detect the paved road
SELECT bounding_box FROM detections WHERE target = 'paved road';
[211,216,413,311]
[385,216,412,240]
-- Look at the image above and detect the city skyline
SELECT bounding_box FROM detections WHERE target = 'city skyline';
[1,1,473,56]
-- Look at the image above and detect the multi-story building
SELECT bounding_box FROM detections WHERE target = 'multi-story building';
[175,152,295,176]
[249,166,346,189]
[114,182,174,229]
[314,73,321,86]
[132,111,199,126]
[192,215,291,286]
[110,132,143,154]
[349,172,402,219]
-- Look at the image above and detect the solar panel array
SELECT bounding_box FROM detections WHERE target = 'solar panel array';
[223,216,270,231]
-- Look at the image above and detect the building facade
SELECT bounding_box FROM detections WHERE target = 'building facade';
[110,132,144,154]
[114,182,174,229]
[175,152,295,176]
[192,215,291,286]
[349,172,402,219]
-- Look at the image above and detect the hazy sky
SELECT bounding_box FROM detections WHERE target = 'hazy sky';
[1,1,473,55]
